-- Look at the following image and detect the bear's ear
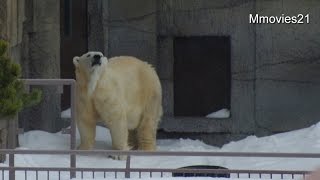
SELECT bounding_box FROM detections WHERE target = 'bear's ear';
[73,56,80,67]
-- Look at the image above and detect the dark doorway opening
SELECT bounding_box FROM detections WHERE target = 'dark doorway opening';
[60,0,88,110]
[173,36,231,117]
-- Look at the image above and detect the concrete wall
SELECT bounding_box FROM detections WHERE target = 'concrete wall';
[2,0,318,144]
[0,0,25,62]
[157,0,320,140]
[0,0,6,39]
[88,0,320,145]
[157,0,256,137]
[0,0,62,132]
[108,0,157,65]
[19,0,62,132]
[254,0,320,135]
[88,0,105,53]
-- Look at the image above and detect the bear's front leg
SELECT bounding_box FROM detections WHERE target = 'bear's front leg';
[77,112,96,150]
[109,119,130,160]
[93,94,129,160]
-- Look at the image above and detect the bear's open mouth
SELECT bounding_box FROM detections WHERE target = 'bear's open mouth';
[91,54,102,66]
[91,59,101,66]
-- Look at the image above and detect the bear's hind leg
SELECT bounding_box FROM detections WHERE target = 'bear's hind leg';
[128,130,138,150]
[137,93,162,151]
[137,117,157,151]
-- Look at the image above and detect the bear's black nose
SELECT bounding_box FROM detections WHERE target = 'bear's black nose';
[92,54,102,66]
[93,54,101,60]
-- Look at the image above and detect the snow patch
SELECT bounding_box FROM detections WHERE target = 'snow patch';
[61,108,71,118]
[206,109,230,118]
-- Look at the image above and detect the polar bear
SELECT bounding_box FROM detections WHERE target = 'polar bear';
[73,52,162,158]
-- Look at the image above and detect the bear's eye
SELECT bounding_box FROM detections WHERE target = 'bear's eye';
[86,54,91,58]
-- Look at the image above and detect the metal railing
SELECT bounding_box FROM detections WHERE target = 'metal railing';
[18,79,77,179]
[0,79,314,179]
[0,149,317,180]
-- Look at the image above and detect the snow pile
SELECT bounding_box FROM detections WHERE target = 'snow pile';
[206,109,230,118]
[1,122,320,179]
[61,108,71,119]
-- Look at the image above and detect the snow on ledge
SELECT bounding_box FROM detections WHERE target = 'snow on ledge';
[61,108,71,118]
[62,108,231,119]
[206,108,230,119]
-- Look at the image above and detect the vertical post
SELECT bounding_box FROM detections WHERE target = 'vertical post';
[9,153,14,180]
[125,155,131,178]
[70,81,76,178]
[7,116,17,149]
[8,116,17,180]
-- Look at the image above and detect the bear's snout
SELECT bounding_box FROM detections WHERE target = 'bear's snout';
[92,54,102,66]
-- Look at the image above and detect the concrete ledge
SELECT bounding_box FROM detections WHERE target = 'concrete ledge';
[157,130,249,147]
[159,116,233,133]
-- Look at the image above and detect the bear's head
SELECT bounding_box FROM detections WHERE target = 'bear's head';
[73,51,108,96]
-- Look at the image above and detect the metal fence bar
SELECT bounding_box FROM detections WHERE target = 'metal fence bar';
[1,149,320,158]
[127,168,310,175]
[125,155,131,178]
[0,166,311,175]
[21,79,77,179]
[9,154,14,180]
[0,166,311,179]
[70,80,77,178]
[21,79,75,86]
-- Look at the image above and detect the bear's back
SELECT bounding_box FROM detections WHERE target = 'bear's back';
[107,56,152,71]
[106,56,160,89]
[100,56,161,105]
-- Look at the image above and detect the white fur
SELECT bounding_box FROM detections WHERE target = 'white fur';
[74,53,163,157]
[87,56,107,96]
[73,56,79,66]
[88,65,102,96]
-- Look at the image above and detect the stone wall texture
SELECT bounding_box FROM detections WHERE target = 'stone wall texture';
[22,0,61,132]
[1,0,62,132]
[2,0,320,145]
[86,0,320,145]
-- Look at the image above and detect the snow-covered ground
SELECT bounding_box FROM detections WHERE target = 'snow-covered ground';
[2,121,320,179]
[61,108,71,119]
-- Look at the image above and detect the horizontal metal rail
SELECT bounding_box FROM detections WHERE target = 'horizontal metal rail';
[0,149,315,179]
[0,164,311,180]
[0,167,310,175]
[1,149,320,158]
[21,78,76,85]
